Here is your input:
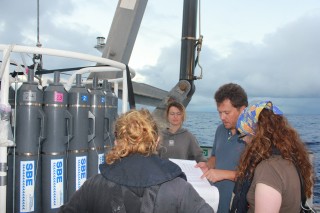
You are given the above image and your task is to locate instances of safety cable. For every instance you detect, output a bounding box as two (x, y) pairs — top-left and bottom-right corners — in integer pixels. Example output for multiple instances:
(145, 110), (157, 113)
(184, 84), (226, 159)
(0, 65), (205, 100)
(36, 0), (41, 48)
(33, 0), (43, 84)
(198, 0), (202, 38)
(194, 0), (203, 80)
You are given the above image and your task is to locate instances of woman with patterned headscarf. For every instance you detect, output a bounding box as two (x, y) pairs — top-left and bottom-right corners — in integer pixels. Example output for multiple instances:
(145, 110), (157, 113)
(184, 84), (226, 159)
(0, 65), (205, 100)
(231, 101), (314, 213)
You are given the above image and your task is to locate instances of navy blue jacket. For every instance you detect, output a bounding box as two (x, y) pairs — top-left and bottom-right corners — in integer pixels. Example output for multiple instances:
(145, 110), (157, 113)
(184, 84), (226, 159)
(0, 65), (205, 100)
(59, 154), (213, 213)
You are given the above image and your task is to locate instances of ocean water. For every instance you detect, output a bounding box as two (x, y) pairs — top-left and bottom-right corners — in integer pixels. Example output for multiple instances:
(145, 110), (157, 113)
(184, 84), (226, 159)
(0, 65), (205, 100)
(183, 111), (320, 205)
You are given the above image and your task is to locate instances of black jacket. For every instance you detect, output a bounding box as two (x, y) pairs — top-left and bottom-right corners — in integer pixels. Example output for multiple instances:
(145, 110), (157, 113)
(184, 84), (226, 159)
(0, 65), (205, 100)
(59, 154), (213, 213)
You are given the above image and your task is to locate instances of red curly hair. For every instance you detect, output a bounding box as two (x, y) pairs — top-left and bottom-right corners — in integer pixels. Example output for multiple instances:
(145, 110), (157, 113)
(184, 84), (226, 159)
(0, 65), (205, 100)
(236, 109), (314, 198)
(106, 109), (159, 164)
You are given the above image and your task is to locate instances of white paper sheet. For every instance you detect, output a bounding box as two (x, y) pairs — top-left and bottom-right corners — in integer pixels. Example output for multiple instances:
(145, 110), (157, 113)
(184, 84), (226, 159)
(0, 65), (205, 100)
(170, 158), (219, 212)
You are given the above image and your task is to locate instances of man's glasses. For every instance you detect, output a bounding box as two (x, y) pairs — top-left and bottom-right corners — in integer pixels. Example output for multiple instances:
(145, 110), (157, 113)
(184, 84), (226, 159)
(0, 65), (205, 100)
(238, 134), (246, 139)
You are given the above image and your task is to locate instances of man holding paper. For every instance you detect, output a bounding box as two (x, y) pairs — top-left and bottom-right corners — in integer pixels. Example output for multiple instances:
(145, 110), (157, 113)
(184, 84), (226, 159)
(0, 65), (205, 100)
(196, 83), (248, 213)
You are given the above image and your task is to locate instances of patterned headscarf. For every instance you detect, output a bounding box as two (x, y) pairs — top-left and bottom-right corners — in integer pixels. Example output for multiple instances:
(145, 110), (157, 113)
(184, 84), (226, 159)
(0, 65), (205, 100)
(236, 100), (283, 136)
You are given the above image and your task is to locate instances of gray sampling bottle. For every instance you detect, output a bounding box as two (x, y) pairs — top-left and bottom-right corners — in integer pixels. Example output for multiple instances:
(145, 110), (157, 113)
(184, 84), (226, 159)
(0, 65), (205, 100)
(7, 68), (45, 213)
(42, 71), (72, 212)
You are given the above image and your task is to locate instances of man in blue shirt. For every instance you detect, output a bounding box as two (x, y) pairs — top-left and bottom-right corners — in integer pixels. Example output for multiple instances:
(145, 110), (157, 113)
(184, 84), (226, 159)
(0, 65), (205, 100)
(196, 83), (248, 213)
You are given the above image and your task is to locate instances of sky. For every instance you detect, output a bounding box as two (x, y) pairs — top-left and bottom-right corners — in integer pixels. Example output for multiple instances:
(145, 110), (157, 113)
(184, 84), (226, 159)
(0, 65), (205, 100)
(1, 0), (320, 114)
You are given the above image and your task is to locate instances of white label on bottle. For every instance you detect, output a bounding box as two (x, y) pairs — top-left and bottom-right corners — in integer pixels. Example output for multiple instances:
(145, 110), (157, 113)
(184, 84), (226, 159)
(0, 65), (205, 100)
(20, 161), (35, 212)
(51, 159), (64, 208)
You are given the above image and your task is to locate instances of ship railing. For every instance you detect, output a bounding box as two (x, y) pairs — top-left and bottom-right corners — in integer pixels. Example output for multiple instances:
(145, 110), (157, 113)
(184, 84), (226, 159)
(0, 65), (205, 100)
(0, 44), (135, 114)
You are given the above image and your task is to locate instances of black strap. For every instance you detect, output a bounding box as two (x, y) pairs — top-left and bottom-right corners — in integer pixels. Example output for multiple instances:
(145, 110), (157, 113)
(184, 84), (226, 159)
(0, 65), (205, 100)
(296, 166), (309, 208)
(299, 173), (307, 205)
(126, 64), (136, 109)
(111, 184), (160, 213)
(295, 166), (315, 212)
(230, 174), (251, 213)
(140, 185), (161, 213)
(111, 184), (126, 213)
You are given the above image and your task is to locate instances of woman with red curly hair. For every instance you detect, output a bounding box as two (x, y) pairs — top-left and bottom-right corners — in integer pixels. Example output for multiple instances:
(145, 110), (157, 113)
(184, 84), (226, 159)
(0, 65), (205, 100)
(231, 101), (314, 213)
(60, 109), (214, 213)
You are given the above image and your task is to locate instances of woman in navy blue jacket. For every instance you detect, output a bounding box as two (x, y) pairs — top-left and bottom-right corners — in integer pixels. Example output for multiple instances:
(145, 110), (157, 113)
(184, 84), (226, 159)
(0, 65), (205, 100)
(59, 109), (214, 213)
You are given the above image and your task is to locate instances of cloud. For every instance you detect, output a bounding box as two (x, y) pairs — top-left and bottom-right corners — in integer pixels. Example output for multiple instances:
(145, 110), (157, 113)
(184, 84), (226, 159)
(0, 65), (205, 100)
(206, 12), (320, 99)
(1, 1), (320, 114)
(134, 12), (320, 113)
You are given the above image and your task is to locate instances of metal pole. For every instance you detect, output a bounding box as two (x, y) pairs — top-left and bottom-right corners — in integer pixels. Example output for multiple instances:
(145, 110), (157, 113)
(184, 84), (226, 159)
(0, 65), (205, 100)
(122, 69), (128, 113)
(179, 0), (198, 81)
(0, 47), (10, 213)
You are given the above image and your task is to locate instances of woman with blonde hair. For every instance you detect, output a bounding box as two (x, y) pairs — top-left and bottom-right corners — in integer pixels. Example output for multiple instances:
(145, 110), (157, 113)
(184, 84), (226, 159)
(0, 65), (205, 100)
(231, 101), (314, 213)
(59, 109), (213, 213)
(159, 101), (206, 162)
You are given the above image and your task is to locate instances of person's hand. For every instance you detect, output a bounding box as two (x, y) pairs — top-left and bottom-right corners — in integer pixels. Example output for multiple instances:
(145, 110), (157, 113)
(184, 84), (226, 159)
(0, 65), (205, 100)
(201, 169), (225, 183)
(195, 162), (209, 173)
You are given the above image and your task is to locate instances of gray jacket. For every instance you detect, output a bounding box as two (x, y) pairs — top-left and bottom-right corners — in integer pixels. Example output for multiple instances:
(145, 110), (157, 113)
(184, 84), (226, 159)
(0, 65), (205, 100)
(159, 127), (206, 162)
